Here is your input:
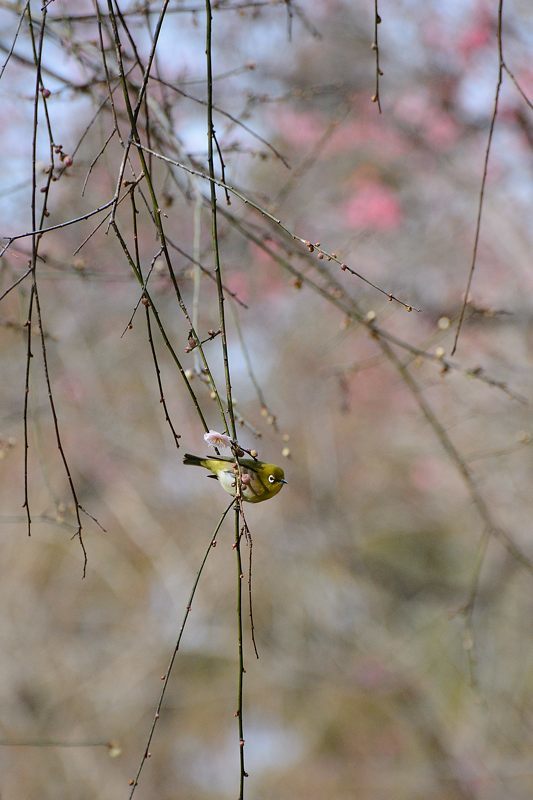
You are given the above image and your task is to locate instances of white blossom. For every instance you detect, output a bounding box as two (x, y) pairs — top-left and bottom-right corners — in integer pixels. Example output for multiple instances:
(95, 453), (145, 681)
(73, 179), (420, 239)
(204, 430), (232, 449)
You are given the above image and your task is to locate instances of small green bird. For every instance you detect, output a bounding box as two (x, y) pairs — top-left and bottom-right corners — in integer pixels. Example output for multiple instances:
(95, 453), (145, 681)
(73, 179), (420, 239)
(183, 453), (287, 503)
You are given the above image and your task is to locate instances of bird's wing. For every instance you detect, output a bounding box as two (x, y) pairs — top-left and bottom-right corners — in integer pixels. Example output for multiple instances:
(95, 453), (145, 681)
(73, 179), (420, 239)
(199, 454), (261, 472)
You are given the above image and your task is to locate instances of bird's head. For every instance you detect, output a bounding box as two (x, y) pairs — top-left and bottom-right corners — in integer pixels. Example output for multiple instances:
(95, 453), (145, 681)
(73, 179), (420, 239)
(259, 463), (287, 496)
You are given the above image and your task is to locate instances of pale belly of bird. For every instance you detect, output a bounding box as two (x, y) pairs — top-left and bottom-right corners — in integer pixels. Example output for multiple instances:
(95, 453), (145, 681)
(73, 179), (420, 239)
(217, 468), (267, 502)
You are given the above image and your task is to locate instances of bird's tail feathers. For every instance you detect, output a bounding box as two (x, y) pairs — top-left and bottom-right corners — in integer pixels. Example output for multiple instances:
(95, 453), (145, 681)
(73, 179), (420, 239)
(183, 453), (206, 467)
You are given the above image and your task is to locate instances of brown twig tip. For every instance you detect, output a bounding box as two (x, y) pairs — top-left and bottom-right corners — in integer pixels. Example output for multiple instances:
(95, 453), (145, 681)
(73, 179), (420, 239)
(338, 258), (420, 311)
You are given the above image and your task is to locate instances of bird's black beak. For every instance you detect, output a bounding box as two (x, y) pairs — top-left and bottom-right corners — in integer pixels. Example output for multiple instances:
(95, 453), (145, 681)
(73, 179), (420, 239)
(280, 479), (288, 484)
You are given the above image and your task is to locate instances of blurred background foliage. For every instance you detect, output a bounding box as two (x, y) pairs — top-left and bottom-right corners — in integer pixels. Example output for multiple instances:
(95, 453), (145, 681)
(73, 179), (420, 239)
(0, 1), (532, 798)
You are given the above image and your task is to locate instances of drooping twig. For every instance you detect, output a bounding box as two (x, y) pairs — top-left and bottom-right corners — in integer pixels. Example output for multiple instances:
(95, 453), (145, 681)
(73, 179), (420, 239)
(233, 503), (248, 795)
(105, 0), (174, 229)
(1, 195), (124, 259)
(204, 2), (238, 444)
(223, 205), (524, 404)
(81, 127), (117, 196)
(149, 75), (291, 168)
(127, 500), (234, 798)
(0, 0), (30, 83)
(105, 1), (230, 433)
(128, 193), (182, 451)
(145, 297), (182, 451)
(503, 62), (533, 110)
(164, 233), (249, 310)
(21, 284), (34, 537)
(241, 509), (259, 659)
(229, 300), (279, 431)
(451, 0), (504, 355)
(192, 190), (203, 374)
(132, 142), (420, 312)
(223, 205), (533, 577)
(26, 3), (91, 574)
(72, 176), (145, 257)
(205, 2), (247, 795)
(0, 266), (32, 304)
(121, 246), (163, 336)
(371, 1), (383, 112)
(111, 221), (211, 433)
(376, 334), (533, 575)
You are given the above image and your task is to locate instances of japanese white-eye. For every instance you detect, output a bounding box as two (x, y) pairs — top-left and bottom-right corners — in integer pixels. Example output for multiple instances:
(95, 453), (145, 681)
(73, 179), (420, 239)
(183, 453), (287, 503)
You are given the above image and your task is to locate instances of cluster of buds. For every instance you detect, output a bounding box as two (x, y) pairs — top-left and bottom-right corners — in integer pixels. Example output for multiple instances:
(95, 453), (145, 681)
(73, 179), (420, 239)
(53, 143), (73, 168)
(185, 328), (221, 353)
(304, 240), (340, 264)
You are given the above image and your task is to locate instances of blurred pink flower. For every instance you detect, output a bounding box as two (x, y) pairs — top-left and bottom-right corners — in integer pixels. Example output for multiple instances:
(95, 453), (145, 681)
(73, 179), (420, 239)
(343, 181), (402, 231)
(327, 115), (407, 158)
(225, 270), (250, 304)
(395, 90), (459, 149)
(423, 109), (459, 149)
(204, 430), (232, 449)
(274, 108), (326, 147)
(457, 15), (491, 61)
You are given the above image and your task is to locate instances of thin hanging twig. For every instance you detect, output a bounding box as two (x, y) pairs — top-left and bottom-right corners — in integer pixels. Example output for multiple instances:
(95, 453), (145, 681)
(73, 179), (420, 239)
(451, 0), (504, 355)
(127, 500), (234, 798)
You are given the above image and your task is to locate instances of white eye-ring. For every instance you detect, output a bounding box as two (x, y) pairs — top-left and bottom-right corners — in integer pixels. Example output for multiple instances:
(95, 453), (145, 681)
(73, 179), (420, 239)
(268, 474), (275, 484)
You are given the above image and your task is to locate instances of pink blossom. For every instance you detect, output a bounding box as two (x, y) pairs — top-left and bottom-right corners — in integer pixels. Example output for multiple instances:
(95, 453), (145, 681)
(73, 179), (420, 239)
(343, 181), (402, 231)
